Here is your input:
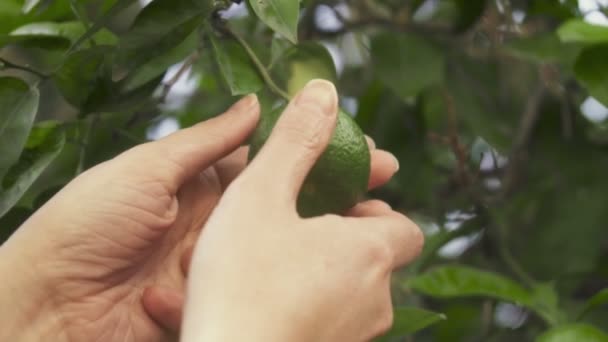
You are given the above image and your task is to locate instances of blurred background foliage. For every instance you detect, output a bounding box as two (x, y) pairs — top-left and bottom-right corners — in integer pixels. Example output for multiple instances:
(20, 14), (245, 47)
(1, 0), (608, 341)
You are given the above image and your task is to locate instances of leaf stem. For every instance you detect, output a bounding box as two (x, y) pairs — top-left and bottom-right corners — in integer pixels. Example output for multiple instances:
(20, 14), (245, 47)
(224, 26), (291, 101)
(76, 114), (99, 175)
(0, 57), (49, 79)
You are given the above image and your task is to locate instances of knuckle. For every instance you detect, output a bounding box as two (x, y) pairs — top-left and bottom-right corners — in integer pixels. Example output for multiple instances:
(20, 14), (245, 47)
(410, 226), (425, 258)
(365, 236), (394, 269)
(375, 307), (394, 335)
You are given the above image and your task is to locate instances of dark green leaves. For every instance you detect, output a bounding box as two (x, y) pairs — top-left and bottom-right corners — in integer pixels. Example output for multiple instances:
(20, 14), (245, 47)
(0, 77), (40, 180)
(209, 32), (263, 96)
(247, 0), (299, 44)
(0, 122), (65, 218)
(54, 45), (114, 109)
(536, 324), (608, 342)
(371, 32), (445, 101)
(117, 0), (207, 70)
(375, 307), (446, 341)
(578, 288), (608, 320)
(574, 44), (608, 106)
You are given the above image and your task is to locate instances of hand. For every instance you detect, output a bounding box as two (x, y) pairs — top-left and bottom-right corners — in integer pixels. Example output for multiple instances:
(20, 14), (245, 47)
(0, 87), (400, 340)
(181, 80), (423, 342)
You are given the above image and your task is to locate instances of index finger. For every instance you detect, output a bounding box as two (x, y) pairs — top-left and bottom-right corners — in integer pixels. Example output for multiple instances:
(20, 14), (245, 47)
(354, 212), (424, 268)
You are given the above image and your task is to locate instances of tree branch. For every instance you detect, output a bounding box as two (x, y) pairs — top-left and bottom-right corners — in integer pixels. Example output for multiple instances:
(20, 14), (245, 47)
(0, 57), (49, 79)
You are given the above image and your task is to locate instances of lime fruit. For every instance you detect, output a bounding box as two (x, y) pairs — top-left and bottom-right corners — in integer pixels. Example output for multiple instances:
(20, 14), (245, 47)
(249, 105), (370, 217)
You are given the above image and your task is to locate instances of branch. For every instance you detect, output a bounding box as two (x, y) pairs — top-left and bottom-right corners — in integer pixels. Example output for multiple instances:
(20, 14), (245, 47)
(0, 57), (49, 79)
(222, 25), (291, 101)
(502, 85), (545, 192)
(159, 52), (200, 102)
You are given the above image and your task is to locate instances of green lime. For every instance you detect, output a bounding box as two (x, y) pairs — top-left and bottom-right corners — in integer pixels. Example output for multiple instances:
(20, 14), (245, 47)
(249, 105), (370, 217)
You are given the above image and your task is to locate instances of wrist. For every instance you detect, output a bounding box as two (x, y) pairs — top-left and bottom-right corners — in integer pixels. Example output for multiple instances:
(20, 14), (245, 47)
(0, 235), (68, 341)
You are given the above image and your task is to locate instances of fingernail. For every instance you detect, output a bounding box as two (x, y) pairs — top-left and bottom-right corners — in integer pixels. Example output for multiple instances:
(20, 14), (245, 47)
(294, 79), (337, 116)
(392, 155), (400, 172)
(230, 94), (258, 112)
(365, 135), (376, 150)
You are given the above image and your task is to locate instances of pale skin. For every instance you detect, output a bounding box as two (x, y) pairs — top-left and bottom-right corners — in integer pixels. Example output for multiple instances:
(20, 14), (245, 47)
(0, 79), (423, 341)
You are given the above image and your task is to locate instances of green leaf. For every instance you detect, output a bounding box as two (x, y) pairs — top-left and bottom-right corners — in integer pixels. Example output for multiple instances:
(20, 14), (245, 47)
(270, 42), (337, 97)
(0, 21), (117, 49)
(10, 21), (117, 45)
(118, 0), (207, 70)
(536, 324), (608, 342)
(371, 32), (445, 101)
(557, 20), (608, 44)
(22, 0), (45, 14)
(247, 0), (299, 44)
(504, 33), (582, 66)
(408, 265), (534, 306)
(574, 44), (608, 106)
(54, 45), (114, 108)
(0, 207), (32, 243)
(0, 77), (40, 180)
(123, 29), (198, 91)
(0, 122), (65, 218)
(209, 32), (263, 96)
(578, 288), (608, 320)
(375, 307), (446, 341)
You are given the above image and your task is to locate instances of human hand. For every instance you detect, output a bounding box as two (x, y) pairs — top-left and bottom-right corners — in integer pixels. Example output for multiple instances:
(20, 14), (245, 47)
(181, 80), (424, 342)
(0, 85), (400, 341)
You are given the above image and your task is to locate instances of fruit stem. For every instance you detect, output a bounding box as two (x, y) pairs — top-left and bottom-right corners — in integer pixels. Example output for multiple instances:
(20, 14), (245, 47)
(224, 26), (291, 101)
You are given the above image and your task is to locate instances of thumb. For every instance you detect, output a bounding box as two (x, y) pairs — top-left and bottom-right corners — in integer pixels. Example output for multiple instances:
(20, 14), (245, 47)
(247, 79), (338, 205)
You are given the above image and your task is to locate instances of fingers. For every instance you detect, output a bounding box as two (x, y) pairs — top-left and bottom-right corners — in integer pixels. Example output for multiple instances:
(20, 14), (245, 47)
(368, 150), (399, 190)
(347, 200), (392, 217)
(355, 212), (424, 268)
(246, 80), (339, 204)
(181, 245), (194, 276)
(214, 146), (249, 190)
(132, 95), (260, 191)
(142, 286), (184, 332)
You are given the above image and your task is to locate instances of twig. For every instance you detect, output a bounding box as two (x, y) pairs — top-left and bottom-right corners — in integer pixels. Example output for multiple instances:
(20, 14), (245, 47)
(0, 57), (49, 79)
(159, 52), (200, 102)
(502, 86), (545, 192)
(223, 25), (291, 101)
(75, 114), (100, 175)
(442, 88), (471, 185)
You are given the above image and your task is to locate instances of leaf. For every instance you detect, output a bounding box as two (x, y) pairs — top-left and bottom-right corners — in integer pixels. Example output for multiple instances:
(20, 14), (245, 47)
(408, 265), (534, 306)
(578, 288), (608, 320)
(22, 0), (41, 14)
(536, 324), (608, 342)
(0, 122), (65, 218)
(209, 32), (263, 96)
(117, 0), (208, 70)
(0, 77), (40, 180)
(371, 32), (445, 101)
(0, 207), (32, 243)
(247, 0), (299, 44)
(270, 42), (337, 96)
(10, 21), (117, 45)
(54, 45), (114, 108)
(557, 20), (608, 44)
(574, 44), (608, 106)
(123, 29), (198, 91)
(375, 307), (446, 341)
(504, 33), (582, 66)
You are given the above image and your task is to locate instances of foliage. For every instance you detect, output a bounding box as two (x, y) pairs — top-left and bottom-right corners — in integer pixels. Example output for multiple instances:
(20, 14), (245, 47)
(1, 0), (608, 340)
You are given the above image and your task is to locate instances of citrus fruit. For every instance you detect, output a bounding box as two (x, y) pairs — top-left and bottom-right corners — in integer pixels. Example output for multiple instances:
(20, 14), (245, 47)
(249, 105), (370, 217)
